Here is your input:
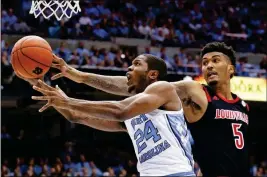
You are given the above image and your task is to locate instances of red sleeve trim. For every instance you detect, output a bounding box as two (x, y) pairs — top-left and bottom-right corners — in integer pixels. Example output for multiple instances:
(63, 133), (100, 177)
(246, 103), (250, 112)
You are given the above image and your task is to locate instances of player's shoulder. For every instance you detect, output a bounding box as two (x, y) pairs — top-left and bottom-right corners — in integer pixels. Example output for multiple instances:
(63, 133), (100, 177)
(171, 80), (202, 90)
(146, 81), (175, 93)
(239, 98), (250, 112)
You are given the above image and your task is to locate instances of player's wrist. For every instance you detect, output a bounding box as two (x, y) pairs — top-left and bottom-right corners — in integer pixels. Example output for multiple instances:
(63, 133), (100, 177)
(68, 68), (89, 84)
(62, 65), (82, 83)
(26, 80), (37, 86)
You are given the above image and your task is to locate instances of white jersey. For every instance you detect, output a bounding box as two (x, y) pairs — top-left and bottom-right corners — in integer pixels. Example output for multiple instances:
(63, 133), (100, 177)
(124, 109), (194, 176)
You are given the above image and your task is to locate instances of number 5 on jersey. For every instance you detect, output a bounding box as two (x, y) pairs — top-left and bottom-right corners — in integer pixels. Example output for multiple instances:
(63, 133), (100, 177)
(231, 123), (244, 149)
(134, 120), (162, 154)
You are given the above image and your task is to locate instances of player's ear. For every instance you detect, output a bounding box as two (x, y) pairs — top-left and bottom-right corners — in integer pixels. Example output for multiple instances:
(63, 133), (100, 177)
(229, 65), (235, 77)
(148, 70), (159, 80)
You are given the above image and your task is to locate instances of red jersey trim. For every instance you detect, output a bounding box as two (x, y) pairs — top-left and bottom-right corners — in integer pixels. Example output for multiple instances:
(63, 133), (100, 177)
(202, 86), (211, 102)
(246, 103), (250, 112)
(217, 93), (240, 104)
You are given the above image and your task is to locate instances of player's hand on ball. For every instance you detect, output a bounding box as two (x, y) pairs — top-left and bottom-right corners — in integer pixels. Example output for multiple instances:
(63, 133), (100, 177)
(32, 80), (69, 112)
(51, 54), (71, 80)
(51, 54), (83, 83)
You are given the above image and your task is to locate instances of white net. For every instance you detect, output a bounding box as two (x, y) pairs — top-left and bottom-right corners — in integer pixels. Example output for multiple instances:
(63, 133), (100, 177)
(29, 0), (81, 21)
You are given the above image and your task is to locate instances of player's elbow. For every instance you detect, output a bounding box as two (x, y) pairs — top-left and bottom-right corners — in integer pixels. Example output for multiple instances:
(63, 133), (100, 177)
(115, 106), (131, 122)
(103, 102), (129, 122)
(116, 102), (139, 121)
(116, 111), (129, 122)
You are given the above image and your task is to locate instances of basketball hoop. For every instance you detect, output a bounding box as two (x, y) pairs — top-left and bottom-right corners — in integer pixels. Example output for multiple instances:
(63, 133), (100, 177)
(29, 0), (81, 21)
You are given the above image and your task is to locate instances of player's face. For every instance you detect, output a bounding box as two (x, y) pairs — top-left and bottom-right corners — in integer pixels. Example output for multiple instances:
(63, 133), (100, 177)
(202, 52), (234, 86)
(126, 55), (150, 94)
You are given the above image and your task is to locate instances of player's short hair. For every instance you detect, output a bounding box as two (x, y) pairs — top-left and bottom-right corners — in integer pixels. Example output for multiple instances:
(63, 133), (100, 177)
(143, 54), (167, 80)
(200, 42), (236, 78)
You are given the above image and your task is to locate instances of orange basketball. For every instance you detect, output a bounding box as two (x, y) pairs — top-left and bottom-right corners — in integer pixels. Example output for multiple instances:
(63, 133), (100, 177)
(11, 35), (53, 79)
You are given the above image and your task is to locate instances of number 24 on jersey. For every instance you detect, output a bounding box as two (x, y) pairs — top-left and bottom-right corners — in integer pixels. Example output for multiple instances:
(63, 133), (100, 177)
(134, 120), (162, 154)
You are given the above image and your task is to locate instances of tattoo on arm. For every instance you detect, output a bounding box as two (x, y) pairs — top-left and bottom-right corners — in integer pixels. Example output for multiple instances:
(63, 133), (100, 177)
(83, 74), (130, 96)
(181, 96), (201, 111)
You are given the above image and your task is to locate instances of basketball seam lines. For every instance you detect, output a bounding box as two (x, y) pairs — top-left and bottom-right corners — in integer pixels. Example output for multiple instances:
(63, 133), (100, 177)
(20, 38), (51, 67)
(16, 37), (36, 77)
(12, 46), (52, 55)
(16, 50), (36, 77)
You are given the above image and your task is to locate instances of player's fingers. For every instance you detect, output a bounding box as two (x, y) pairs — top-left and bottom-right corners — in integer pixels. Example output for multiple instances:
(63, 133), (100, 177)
(51, 73), (63, 80)
(37, 79), (53, 90)
(31, 96), (51, 100)
(33, 85), (53, 95)
(51, 63), (61, 69)
(37, 80), (53, 89)
(52, 54), (64, 64)
(39, 102), (51, 112)
(56, 85), (68, 98)
(56, 85), (62, 91)
(52, 54), (60, 62)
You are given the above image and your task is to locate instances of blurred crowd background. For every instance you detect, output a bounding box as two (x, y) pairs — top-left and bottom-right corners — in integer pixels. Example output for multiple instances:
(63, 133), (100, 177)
(2, 0), (267, 77)
(1, 0), (267, 176)
(2, 0), (267, 52)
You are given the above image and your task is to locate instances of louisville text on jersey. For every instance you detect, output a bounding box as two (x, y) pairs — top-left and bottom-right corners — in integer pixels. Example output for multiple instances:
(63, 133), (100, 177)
(215, 109), (248, 124)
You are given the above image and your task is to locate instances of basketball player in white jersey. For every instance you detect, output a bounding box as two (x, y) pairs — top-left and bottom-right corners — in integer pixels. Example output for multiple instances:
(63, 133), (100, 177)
(28, 54), (195, 176)
(47, 42), (248, 177)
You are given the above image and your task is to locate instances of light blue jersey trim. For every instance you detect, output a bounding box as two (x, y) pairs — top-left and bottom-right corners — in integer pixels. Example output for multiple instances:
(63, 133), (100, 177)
(166, 171), (196, 176)
(166, 114), (194, 168)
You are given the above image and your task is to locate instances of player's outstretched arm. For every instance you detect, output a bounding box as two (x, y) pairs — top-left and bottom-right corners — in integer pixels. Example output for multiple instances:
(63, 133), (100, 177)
(67, 113), (127, 132)
(51, 55), (131, 96)
(11, 56), (75, 122)
(12, 64), (126, 133)
(50, 84), (127, 132)
(32, 81), (177, 122)
(33, 80), (126, 132)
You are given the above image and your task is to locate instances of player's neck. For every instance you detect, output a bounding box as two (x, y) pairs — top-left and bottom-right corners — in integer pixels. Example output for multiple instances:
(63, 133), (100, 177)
(213, 82), (233, 100)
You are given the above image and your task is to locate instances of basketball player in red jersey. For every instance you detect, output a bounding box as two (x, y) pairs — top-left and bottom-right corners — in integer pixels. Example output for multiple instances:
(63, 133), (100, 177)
(50, 42), (250, 176)
(15, 42), (249, 176)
